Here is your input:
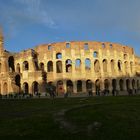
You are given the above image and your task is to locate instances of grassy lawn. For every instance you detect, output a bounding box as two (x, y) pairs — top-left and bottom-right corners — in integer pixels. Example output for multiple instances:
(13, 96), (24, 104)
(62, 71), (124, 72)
(0, 96), (140, 140)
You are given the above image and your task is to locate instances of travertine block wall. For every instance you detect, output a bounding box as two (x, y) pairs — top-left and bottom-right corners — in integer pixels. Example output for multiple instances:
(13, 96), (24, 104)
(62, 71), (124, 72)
(0, 39), (140, 95)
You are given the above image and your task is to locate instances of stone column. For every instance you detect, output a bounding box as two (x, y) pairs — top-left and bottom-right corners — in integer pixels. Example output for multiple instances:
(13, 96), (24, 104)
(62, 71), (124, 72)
(82, 80), (86, 93)
(28, 57), (34, 72)
(62, 50), (66, 76)
(73, 81), (77, 93)
(1, 56), (8, 73)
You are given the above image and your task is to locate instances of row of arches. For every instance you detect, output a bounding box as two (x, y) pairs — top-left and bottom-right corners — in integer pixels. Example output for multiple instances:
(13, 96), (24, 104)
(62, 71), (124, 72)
(1, 56), (133, 74)
(0, 79), (139, 95)
(39, 59), (133, 73)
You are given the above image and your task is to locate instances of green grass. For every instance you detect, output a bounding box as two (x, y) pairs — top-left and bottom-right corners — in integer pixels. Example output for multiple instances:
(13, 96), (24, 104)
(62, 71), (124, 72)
(0, 96), (140, 140)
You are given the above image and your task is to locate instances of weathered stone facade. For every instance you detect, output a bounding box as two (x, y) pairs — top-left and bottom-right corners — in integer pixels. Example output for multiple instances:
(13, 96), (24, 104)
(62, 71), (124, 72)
(0, 30), (140, 95)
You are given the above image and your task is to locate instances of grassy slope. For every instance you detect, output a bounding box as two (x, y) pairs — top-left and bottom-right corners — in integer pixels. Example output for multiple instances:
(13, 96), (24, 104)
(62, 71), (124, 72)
(0, 96), (140, 140)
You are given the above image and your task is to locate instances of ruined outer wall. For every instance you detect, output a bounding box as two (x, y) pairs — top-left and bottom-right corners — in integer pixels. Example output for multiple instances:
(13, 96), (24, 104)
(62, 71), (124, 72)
(0, 41), (140, 95)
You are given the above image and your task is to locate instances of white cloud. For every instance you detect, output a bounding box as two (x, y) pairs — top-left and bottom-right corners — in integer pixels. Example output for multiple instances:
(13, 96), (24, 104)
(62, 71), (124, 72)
(0, 0), (56, 37)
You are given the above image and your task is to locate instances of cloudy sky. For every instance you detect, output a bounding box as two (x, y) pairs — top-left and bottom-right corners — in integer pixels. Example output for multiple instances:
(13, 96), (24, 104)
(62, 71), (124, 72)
(0, 0), (140, 55)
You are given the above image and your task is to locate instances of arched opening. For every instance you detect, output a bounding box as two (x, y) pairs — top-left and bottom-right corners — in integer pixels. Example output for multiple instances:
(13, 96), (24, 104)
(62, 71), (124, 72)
(23, 82), (29, 94)
(47, 61), (53, 72)
(77, 80), (82, 92)
(126, 79), (130, 90)
(56, 61), (62, 73)
(104, 79), (109, 90)
(84, 43), (89, 50)
(56, 53), (62, 59)
(132, 79), (135, 89)
(16, 63), (20, 73)
(94, 60), (100, 73)
(40, 62), (44, 71)
(95, 79), (100, 93)
(103, 59), (107, 72)
(111, 60), (115, 72)
(66, 43), (70, 48)
(112, 79), (117, 90)
(23, 61), (29, 71)
(15, 74), (21, 93)
(118, 60), (122, 71)
(119, 79), (124, 91)
(66, 59), (72, 73)
(3, 83), (8, 95)
(86, 80), (92, 92)
(85, 58), (91, 70)
(32, 81), (39, 94)
(110, 44), (113, 48)
(57, 80), (64, 95)
(93, 51), (98, 58)
(48, 45), (52, 50)
(75, 59), (81, 70)
(124, 54), (128, 59)
(102, 43), (105, 48)
(66, 80), (73, 94)
(8, 56), (15, 72)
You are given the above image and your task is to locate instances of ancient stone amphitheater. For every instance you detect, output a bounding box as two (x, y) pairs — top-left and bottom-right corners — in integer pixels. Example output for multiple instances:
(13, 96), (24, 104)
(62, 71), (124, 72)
(0, 30), (140, 96)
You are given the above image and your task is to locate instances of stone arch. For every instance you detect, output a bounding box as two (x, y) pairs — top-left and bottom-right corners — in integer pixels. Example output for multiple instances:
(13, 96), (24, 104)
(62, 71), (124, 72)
(39, 62), (44, 71)
(57, 80), (64, 95)
(118, 60), (122, 71)
(84, 43), (89, 50)
(95, 79), (100, 91)
(15, 74), (21, 93)
(94, 60), (100, 73)
(77, 80), (82, 92)
(126, 79), (130, 90)
(66, 43), (70, 48)
(104, 79), (109, 90)
(66, 80), (73, 93)
(16, 63), (20, 73)
(47, 61), (53, 72)
(23, 82), (29, 94)
(3, 82), (8, 95)
(112, 79), (117, 90)
(8, 56), (15, 72)
(75, 59), (81, 69)
(86, 80), (92, 92)
(119, 79), (124, 91)
(56, 53), (62, 59)
(23, 61), (29, 71)
(93, 51), (98, 58)
(124, 54), (128, 59)
(56, 61), (62, 73)
(103, 59), (107, 72)
(102, 43), (105, 48)
(32, 81), (39, 94)
(48, 45), (52, 50)
(85, 58), (91, 70)
(132, 79), (135, 89)
(111, 59), (115, 72)
(66, 59), (72, 73)
(110, 44), (113, 48)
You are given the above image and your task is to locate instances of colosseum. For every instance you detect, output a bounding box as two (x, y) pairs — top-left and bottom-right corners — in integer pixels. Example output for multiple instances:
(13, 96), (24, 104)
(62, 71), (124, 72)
(0, 29), (140, 96)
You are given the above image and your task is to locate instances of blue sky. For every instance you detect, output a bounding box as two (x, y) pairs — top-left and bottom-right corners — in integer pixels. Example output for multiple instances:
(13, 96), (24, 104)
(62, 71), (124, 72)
(0, 0), (140, 56)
